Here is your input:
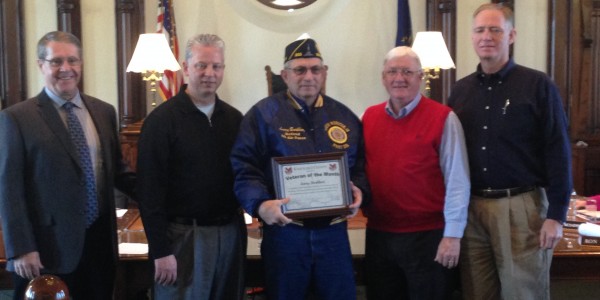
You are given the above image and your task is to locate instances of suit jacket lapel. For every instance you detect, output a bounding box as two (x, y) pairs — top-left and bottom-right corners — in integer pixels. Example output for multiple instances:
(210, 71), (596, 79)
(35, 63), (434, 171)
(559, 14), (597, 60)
(35, 91), (82, 170)
(81, 95), (109, 162)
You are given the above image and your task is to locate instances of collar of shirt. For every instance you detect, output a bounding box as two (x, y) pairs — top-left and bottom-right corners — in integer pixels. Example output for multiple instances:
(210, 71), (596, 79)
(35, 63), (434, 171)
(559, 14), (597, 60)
(476, 58), (516, 83)
(286, 91), (324, 112)
(385, 93), (422, 120)
(45, 86), (83, 109)
(195, 102), (216, 119)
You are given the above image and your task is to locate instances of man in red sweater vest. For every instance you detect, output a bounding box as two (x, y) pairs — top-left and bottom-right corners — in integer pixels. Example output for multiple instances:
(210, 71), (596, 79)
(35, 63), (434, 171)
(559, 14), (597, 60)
(362, 46), (470, 300)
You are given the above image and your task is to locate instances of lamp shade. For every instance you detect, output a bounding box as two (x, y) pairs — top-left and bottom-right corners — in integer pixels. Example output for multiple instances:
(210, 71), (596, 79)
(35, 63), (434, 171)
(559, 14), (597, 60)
(126, 33), (181, 73)
(411, 31), (455, 70)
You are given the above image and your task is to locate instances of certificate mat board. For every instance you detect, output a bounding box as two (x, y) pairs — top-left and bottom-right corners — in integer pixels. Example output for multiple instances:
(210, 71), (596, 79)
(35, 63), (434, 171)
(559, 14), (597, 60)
(271, 152), (352, 219)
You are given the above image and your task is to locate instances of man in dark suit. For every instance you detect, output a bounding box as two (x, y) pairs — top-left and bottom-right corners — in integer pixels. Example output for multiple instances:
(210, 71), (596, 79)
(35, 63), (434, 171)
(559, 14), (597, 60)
(0, 31), (134, 300)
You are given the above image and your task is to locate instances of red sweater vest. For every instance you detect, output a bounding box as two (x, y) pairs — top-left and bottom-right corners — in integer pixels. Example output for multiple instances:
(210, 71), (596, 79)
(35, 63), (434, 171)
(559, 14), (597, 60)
(363, 97), (451, 233)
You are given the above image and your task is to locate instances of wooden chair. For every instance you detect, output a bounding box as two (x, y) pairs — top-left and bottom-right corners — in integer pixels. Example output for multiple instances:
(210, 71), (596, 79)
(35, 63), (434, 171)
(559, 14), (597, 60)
(265, 65), (288, 96)
(265, 65), (327, 96)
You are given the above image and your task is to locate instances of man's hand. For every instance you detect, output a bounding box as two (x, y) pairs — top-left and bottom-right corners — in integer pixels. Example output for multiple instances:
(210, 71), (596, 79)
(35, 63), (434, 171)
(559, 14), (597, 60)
(258, 198), (292, 226)
(154, 255), (177, 286)
(540, 219), (563, 249)
(434, 237), (460, 269)
(347, 182), (363, 218)
(14, 251), (44, 280)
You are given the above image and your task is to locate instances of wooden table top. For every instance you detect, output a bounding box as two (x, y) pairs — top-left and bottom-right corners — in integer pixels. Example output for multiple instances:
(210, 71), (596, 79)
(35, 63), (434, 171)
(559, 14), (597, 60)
(2, 209), (599, 263)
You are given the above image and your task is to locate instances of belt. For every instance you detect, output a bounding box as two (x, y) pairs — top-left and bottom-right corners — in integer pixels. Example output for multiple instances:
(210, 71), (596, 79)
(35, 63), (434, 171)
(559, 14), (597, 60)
(169, 215), (234, 226)
(472, 186), (536, 199)
(289, 216), (347, 228)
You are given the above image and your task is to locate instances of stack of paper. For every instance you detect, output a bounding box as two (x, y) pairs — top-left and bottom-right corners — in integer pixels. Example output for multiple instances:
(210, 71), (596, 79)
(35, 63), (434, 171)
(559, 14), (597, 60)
(118, 243), (148, 255)
(576, 210), (600, 223)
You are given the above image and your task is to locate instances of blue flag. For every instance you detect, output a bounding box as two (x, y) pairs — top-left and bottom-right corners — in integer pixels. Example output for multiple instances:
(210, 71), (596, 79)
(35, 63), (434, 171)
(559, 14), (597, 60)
(396, 0), (412, 46)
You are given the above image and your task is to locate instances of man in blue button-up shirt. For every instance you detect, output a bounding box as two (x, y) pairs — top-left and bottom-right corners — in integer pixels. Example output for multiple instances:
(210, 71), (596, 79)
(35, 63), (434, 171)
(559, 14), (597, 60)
(448, 3), (572, 300)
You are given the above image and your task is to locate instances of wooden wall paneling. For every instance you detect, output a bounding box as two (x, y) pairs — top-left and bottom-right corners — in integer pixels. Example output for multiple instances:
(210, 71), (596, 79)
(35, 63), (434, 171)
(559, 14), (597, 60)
(584, 1), (600, 195)
(550, 0), (600, 196)
(115, 0), (146, 127)
(0, 0), (26, 108)
(548, 0), (571, 112)
(425, 0), (456, 104)
(56, 0), (81, 39)
(56, 0), (83, 92)
(578, 0), (595, 139)
(569, 0), (592, 141)
(591, 4), (600, 135)
(115, 0), (145, 172)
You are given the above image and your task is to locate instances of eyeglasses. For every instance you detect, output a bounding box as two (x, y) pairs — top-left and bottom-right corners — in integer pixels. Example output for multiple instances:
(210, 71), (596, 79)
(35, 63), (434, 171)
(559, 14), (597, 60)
(384, 68), (421, 78)
(286, 66), (324, 76)
(193, 63), (225, 72)
(42, 57), (82, 68)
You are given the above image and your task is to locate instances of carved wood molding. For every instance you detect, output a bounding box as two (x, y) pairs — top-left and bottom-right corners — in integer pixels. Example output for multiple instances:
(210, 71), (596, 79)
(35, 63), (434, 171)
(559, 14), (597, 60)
(57, 0), (81, 38)
(548, 0), (571, 113)
(0, 0), (26, 108)
(56, 0), (83, 92)
(552, 0), (600, 141)
(590, 1), (600, 135)
(115, 0), (146, 126)
(549, 0), (600, 196)
(51, 0), (146, 126)
(425, 0), (456, 104)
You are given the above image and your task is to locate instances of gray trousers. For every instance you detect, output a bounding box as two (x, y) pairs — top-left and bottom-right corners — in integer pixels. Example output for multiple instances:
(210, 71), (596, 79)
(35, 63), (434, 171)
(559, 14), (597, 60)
(154, 214), (246, 300)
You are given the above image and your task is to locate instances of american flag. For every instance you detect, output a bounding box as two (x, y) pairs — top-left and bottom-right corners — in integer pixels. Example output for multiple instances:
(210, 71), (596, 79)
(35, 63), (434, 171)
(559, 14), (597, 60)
(156, 0), (182, 100)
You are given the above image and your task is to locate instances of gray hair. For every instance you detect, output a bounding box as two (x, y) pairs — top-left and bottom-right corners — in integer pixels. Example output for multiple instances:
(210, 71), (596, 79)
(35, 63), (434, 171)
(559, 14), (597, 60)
(185, 34), (225, 62)
(37, 31), (82, 59)
(383, 46), (422, 69)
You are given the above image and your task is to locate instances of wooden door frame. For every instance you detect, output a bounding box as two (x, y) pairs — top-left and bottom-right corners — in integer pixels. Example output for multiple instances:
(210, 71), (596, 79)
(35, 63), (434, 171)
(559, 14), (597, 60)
(0, 0), (26, 108)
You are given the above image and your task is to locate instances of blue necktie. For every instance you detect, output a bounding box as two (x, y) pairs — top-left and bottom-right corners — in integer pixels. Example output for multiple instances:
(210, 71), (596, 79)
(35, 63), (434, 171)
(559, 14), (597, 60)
(64, 102), (98, 227)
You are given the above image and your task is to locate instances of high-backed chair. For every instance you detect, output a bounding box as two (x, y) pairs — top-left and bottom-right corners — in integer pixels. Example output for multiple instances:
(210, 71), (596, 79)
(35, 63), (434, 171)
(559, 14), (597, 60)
(265, 65), (287, 96)
(265, 65), (327, 96)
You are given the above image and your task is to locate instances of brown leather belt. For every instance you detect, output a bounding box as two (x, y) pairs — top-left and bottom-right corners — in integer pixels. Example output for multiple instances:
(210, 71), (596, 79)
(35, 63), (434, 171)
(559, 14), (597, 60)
(471, 186), (536, 199)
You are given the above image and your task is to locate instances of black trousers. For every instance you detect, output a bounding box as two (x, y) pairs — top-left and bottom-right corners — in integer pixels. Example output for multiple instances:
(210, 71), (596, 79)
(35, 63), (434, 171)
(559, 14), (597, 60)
(365, 228), (459, 300)
(12, 215), (116, 300)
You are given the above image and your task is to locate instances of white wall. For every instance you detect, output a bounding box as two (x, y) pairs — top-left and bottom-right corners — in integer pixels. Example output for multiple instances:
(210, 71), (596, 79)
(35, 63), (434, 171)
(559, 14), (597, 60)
(24, 0), (57, 98)
(23, 0), (548, 117)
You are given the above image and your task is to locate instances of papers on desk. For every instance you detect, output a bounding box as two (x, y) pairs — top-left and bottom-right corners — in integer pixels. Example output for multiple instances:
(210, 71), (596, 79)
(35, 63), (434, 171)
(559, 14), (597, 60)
(576, 210), (600, 223)
(119, 243), (148, 255)
(116, 209), (128, 218)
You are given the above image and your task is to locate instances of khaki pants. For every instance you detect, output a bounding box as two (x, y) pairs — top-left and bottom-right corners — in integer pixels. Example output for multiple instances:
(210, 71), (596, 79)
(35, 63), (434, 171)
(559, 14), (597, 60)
(460, 188), (552, 300)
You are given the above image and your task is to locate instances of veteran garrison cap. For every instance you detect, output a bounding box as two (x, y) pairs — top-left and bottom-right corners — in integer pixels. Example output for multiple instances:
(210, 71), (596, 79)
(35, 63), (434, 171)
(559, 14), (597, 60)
(284, 33), (322, 63)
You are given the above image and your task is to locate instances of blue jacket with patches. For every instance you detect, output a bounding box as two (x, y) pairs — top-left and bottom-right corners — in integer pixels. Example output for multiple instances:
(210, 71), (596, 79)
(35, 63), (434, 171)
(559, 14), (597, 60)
(231, 91), (369, 217)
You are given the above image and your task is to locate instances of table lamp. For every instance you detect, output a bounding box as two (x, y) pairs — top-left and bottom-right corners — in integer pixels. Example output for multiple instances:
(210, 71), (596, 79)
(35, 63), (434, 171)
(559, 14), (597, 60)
(411, 31), (455, 97)
(126, 33), (181, 106)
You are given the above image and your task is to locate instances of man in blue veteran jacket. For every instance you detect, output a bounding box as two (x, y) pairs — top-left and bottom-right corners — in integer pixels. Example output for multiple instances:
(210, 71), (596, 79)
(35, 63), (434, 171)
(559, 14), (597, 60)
(231, 34), (370, 300)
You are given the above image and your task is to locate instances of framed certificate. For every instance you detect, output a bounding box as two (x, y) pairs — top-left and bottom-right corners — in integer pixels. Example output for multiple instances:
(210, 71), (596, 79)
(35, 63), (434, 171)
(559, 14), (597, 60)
(271, 152), (353, 219)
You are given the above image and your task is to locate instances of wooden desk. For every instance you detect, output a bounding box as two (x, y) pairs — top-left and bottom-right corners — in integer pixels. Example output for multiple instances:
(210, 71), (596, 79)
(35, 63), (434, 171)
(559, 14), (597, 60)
(551, 222), (600, 280)
(115, 210), (368, 298)
(2, 210), (600, 299)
